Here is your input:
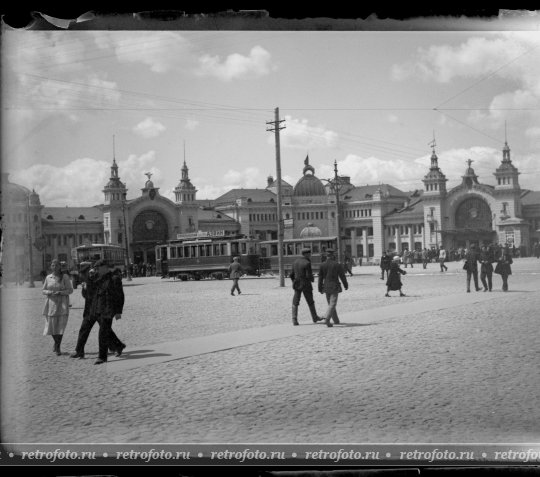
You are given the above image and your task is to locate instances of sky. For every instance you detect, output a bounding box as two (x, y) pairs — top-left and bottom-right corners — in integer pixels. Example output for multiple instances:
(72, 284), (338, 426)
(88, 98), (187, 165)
(2, 16), (540, 207)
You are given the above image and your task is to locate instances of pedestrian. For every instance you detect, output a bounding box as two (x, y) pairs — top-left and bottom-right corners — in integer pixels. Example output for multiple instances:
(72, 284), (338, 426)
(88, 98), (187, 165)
(228, 256), (243, 296)
(380, 251), (392, 280)
(421, 248), (429, 269)
(318, 248), (348, 327)
(42, 258), (73, 355)
(70, 262), (126, 360)
(438, 246), (448, 272)
(463, 244), (481, 293)
(290, 248), (324, 326)
(74, 259), (125, 365)
(534, 241), (540, 259)
(385, 256), (407, 297)
(494, 244), (513, 292)
(479, 245), (494, 292)
(344, 254), (354, 277)
(403, 249), (411, 268)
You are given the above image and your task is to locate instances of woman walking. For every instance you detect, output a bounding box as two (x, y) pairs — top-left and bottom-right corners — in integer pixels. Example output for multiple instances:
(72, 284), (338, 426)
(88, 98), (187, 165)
(42, 259), (73, 355)
(385, 256), (407, 297)
(494, 244), (513, 292)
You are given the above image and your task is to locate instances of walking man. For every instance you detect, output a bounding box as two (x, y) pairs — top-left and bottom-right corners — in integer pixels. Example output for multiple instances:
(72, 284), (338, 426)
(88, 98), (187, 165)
(318, 248), (348, 327)
(438, 246), (448, 272)
(228, 256), (243, 296)
(290, 248), (323, 326)
(70, 261), (126, 360)
(421, 248), (429, 269)
(380, 251), (392, 280)
(464, 244), (481, 293)
(74, 259), (125, 365)
(479, 245), (494, 292)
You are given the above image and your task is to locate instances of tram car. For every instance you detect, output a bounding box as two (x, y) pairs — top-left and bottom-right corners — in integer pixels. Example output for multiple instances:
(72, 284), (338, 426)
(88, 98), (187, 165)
(71, 244), (127, 285)
(155, 234), (261, 280)
(258, 236), (338, 276)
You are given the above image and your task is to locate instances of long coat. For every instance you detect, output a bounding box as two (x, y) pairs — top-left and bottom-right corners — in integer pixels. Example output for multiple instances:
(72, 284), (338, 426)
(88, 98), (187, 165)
(464, 249), (480, 273)
(494, 248), (513, 276)
(386, 261), (406, 290)
(318, 258), (348, 294)
(290, 256), (314, 291)
(83, 271), (124, 320)
(228, 261), (243, 279)
(380, 254), (392, 271)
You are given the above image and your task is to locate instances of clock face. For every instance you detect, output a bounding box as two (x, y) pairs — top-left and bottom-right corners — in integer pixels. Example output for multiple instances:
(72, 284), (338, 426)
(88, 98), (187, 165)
(145, 220), (154, 230)
(469, 207), (478, 218)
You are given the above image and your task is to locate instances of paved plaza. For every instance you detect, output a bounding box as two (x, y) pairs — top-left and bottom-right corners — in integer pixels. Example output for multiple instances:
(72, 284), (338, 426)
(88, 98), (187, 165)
(1, 258), (540, 444)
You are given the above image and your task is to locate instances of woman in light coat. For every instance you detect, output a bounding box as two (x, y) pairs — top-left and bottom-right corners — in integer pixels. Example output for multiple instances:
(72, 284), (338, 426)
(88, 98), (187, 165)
(42, 259), (73, 355)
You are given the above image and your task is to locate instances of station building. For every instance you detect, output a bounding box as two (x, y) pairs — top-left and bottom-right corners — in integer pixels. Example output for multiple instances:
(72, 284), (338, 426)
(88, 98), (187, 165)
(2, 139), (539, 281)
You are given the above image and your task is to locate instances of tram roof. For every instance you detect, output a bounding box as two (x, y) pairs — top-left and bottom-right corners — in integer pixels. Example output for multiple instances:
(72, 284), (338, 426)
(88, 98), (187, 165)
(260, 236), (337, 244)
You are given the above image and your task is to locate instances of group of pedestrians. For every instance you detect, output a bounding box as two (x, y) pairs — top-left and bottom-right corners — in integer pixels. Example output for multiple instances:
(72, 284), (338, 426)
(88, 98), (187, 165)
(463, 243), (513, 293)
(42, 258), (126, 364)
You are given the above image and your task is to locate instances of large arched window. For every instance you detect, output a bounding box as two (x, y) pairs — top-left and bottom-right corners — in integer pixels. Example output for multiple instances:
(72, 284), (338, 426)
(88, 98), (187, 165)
(132, 210), (168, 242)
(455, 197), (492, 230)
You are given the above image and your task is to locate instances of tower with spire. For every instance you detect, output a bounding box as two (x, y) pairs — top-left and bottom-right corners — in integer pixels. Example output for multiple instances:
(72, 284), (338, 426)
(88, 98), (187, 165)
(493, 132), (522, 222)
(173, 145), (199, 234)
(422, 137), (448, 248)
(102, 136), (127, 246)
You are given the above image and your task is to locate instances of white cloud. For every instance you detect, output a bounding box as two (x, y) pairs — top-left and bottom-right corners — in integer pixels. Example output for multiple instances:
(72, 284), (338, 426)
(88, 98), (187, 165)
(94, 31), (193, 73)
(186, 119), (200, 131)
(133, 117), (166, 138)
(10, 151), (161, 206)
(525, 126), (540, 138)
(278, 116), (339, 149)
(197, 46), (274, 81)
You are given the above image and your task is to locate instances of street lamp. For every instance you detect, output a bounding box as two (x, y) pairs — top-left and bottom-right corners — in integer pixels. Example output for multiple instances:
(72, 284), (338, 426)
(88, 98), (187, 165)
(26, 194), (35, 288)
(121, 191), (132, 281)
(427, 215), (440, 248)
(321, 160), (343, 263)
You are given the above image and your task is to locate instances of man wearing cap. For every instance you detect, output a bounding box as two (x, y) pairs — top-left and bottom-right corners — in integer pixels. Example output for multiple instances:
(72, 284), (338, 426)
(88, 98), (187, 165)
(318, 248), (348, 327)
(228, 256), (243, 296)
(71, 259), (125, 364)
(289, 248), (323, 326)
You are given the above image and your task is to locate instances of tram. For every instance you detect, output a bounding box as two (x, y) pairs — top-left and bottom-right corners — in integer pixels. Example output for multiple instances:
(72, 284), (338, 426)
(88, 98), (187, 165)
(155, 233), (261, 280)
(71, 243), (127, 285)
(258, 236), (338, 276)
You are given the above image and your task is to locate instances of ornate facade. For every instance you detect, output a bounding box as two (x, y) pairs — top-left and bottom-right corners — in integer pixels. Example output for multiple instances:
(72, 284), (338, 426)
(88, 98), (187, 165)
(2, 138), (539, 282)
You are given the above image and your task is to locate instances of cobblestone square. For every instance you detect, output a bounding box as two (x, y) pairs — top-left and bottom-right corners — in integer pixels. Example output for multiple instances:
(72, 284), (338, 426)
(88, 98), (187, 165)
(1, 258), (539, 444)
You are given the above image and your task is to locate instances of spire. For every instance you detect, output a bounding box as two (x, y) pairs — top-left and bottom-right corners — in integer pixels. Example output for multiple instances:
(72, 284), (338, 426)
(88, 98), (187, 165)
(428, 131), (439, 170)
(302, 154), (315, 175)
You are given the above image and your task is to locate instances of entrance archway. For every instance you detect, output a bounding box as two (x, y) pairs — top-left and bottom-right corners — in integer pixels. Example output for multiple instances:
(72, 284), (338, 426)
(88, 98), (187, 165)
(131, 210), (168, 265)
(451, 197), (495, 248)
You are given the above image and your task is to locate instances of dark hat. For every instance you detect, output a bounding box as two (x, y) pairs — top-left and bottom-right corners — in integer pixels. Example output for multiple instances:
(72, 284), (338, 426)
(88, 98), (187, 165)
(326, 248), (335, 254)
(301, 247), (312, 254)
(79, 261), (92, 271)
(93, 259), (109, 268)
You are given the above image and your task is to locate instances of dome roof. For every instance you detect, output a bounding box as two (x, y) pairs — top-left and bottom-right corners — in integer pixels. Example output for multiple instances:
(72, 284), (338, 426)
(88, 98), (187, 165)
(300, 223), (322, 238)
(293, 173), (326, 196)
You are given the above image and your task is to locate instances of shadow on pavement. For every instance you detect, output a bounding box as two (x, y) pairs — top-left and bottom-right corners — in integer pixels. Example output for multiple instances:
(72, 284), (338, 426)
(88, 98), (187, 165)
(113, 349), (172, 360)
(334, 322), (378, 328)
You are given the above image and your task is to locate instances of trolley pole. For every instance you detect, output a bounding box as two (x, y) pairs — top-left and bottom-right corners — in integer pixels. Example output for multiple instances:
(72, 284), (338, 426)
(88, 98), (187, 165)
(122, 191), (132, 282)
(266, 107), (286, 287)
(334, 160), (342, 264)
(26, 194), (35, 287)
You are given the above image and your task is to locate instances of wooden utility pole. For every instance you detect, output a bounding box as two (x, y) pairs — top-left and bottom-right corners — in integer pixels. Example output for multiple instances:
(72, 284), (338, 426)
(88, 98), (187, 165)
(334, 160), (342, 264)
(266, 108), (286, 287)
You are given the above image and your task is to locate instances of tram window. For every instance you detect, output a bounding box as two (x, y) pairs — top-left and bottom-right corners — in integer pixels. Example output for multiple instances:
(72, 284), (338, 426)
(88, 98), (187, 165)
(170, 247), (177, 258)
(231, 242), (239, 255)
(221, 244), (227, 255)
(241, 242), (247, 254)
(295, 243), (303, 255)
(156, 248), (161, 260)
(191, 245), (197, 257)
(271, 244), (278, 256)
(261, 247), (267, 257)
(312, 242), (320, 254)
(206, 244), (212, 256)
(214, 244), (221, 256)
(199, 245), (206, 257)
(184, 247), (190, 258)
(177, 247), (183, 258)
(286, 244), (293, 255)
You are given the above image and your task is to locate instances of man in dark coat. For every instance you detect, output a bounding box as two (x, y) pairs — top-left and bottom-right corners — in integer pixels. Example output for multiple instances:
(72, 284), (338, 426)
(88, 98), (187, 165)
(464, 244), (481, 293)
(380, 251), (392, 280)
(479, 245), (494, 292)
(73, 259), (125, 365)
(385, 256), (407, 297)
(290, 248), (323, 326)
(318, 248), (348, 327)
(228, 256), (243, 296)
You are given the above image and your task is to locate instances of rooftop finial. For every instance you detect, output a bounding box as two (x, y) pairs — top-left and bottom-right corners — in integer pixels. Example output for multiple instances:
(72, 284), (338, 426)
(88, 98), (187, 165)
(428, 130), (436, 153)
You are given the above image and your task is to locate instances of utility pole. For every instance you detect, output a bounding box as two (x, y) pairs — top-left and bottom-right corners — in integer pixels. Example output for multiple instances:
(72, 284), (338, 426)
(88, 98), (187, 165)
(334, 160), (342, 264)
(26, 195), (35, 287)
(122, 190), (132, 282)
(266, 107), (286, 287)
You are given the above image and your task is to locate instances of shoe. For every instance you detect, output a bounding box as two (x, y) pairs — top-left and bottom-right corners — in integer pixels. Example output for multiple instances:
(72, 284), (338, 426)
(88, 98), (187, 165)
(292, 319), (299, 326)
(467, 290), (470, 293)
(238, 291), (241, 295)
(70, 352), (85, 359)
(115, 343), (126, 357)
(312, 316), (323, 323)
(400, 293), (406, 297)
(385, 293), (390, 297)
(333, 318), (340, 324)
(94, 358), (106, 365)
(325, 319), (333, 328)
(476, 288), (482, 292)
(230, 292), (234, 296)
